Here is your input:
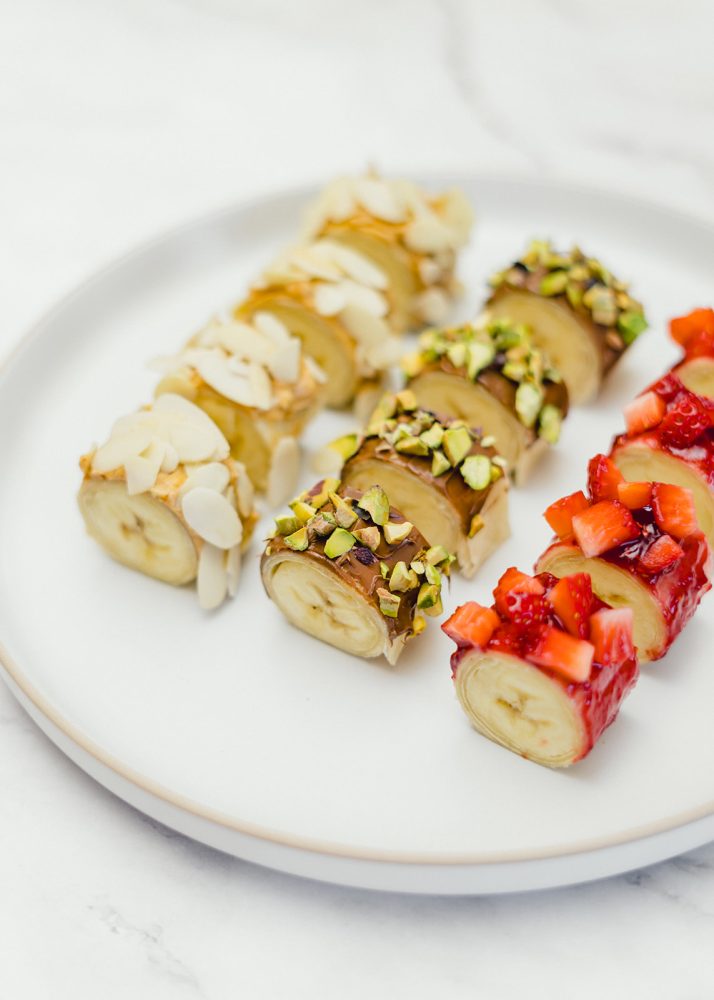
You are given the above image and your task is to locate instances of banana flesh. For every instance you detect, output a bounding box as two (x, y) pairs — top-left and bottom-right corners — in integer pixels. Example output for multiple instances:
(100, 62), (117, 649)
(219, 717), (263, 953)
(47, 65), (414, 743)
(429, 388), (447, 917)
(455, 649), (586, 768)
(676, 357), (714, 400)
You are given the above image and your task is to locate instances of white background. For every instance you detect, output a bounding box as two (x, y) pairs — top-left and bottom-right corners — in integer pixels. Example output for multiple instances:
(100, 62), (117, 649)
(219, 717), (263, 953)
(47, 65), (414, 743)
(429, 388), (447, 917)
(2, 1), (714, 996)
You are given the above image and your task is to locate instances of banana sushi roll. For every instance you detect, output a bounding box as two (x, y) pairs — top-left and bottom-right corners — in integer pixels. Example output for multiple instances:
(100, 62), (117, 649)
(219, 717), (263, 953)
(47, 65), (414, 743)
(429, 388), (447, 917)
(78, 394), (258, 610)
(442, 569), (639, 768)
(611, 373), (714, 545)
(317, 390), (510, 578)
(486, 240), (648, 403)
(535, 454), (712, 662)
(154, 313), (325, 504)
(301, 172), (474, 332)
(261, 481), (453, 664)
(235, 241), (401, 410)
(669, 307), (714, 399)
(403, 318), (568, 484)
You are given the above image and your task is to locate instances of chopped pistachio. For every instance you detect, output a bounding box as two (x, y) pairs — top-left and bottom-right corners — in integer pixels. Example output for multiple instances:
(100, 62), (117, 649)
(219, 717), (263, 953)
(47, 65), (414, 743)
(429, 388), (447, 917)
(371, 393), (397, 422)
(275, 513), (301, 536)
(327, 434), (359, 461)
(565, 282), (584, 309)
(538, 404), (563, 444)
(310, 477), (341, 509)
(417, 583), (442, 616)
(412, 614), (426, 636)
(425, 563), (441, 587)
(515, 381), (544, 429)
(446, 342), (468, 369)
(354, 526), (380, 551)
(442, 426), (473, 467)
(310, 513), (337, 537)
(419, 423), (444, 450)
(539, 270), (568, 296)
(328, 491), (358, 529)
(394, 434), (430, 456)
(290, 500), (317, 524)
(480, 434), (496, 448)
(384, 520), (413, 545)
(502, 360), (527, 382)
(460, 454), (492, 491)
(395, 389), (417, 412)
(401, 351), (425, 378)
(425, 544), (450, 566)
(324, 527), (356, 559)
(617, 310), (648, 344)
(389, 561), (419, 593)
(377, 588), (401, 618)
(469, 514), (485, 538)
(410, 559), (425, 575)
(379, 561), (390, 579)
(467, 341), (495, 379)
(284, 526), (309, 551)
(490, 463), (503, 482)
(359, 485), (390, 525)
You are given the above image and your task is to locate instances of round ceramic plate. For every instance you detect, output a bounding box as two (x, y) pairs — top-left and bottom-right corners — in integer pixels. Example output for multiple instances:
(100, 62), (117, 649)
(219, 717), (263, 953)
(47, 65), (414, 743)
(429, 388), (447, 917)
(1, 174), (713, 895)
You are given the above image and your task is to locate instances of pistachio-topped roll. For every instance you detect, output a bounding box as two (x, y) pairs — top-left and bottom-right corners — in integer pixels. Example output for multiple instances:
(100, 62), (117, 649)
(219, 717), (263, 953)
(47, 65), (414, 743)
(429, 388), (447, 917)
(301, 173), (474, 332)
(403, 318), (569, 484)
(235, 241), (401, 409)
(318, 390), (510, 578)
(78, 394), (258, 609)
(486, 240), (648, 403)
(261, 481), (452, 664)
(154, 313), (325, 505)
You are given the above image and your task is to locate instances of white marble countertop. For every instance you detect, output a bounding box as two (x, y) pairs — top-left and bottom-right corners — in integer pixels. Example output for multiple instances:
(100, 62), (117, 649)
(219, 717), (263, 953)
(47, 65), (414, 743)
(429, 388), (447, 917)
(2, 1), (714, 996)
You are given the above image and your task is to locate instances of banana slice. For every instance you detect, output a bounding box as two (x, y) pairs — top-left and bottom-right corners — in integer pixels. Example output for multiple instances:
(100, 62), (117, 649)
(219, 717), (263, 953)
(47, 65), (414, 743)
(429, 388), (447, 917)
(486, 240), (647, 403)
(78, 395), (257, 608)
(404, 319), (568, 484)
(261, 481), (453, 663)
(301, 175), (474, 332)
(337, 392), (510, 577)
(676, 356), (714, 399)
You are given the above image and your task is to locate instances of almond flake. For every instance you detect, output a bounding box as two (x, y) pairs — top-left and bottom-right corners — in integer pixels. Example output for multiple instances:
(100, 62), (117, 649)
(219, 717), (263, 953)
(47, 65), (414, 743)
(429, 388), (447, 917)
(313, 283), (347, 316)
(267, 337), (300, 383)
(161, 443), (179, 473)
(290, 245), (343, 281)
(91, 425), (155, 474)
(315, 241), (388, 289)
(194, 351), (257, 408)
(338, 280), (388, 318)
(418, 258), (443, 285)
(180, 461), (231, 496)
(267, 436), (300, 507)
(197, 542), (228, 610)
(234, 464), (255, 518)
(253, 311), (291, 346)
(124, 440), (165, 495)
(304, 357), (327, 384)
(354, 178), (406, 223)
(415, 287), (451, 324)
(225, 544), (242, 597)
(339, 303), (390, 346)
(248, 363), (274, 410)
(182, 486), (243, 549)
(404, 212), (454, 254)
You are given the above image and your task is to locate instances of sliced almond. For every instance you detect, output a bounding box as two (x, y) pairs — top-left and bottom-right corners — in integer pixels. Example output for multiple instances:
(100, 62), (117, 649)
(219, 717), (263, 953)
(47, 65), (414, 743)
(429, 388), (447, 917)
(266, 337), (300, 383)
(182, 486), (243, 549)
(441, 188), (474, 244)
(225, 544), (242, 597)
(160, 443), (179, 473)
(234, 463), (255, 518)
(253, 311), (291, 346)
(313, 283), (347, 316)
(124, 440), (165, 495)
(354, 178), (407, 223)
(314, 240), (388, 289)
(91, 425), (155, 474)
(418, 258), (443, 285)
(338, 280), (388, 318)
(267, 436), (300, 508)
(248, 363), (274, 410)
(290, 245), (343, 281)
(339, 303), (390, 346)
(197, 542), (228, 610)
(304, 356), (327, 384)
(415, 287), (451, 324)
(180, 461), (231, 496)
(194, 351), (256, 408)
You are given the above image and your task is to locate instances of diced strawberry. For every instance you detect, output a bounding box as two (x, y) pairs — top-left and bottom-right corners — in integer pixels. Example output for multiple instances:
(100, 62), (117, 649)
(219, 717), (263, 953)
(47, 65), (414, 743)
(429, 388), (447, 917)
(572, 500), (640, 557)
(589, 607), (635, 666)
(442, 602), (499, 648)
(493, 568), (545, 616)
(623, 391), (666, 436)
(543, 490), (589, 539)
(503, 591), (550, 627)
(649, 372), (685, 402)
(528, 625), (594, 683)
(638, 534), (685, 574)
(670, 307), (714, 347)
(587, 454), (625, 502)
(651, 483), (699, 540)
(617, 480), (652, 510)
(658, 390), (712, 449)
(547, 573), (594, 638)
(683, 329), (714, 359)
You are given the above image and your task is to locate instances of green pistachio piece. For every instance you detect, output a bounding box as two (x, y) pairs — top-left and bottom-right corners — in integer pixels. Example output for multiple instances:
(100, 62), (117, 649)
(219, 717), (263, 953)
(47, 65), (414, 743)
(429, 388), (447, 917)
(467, 341), (495, 379)
(389, 561), (419, 593)
(379, 561), (390, 579)
(523, 239), (551, 267)
(417, 583), (442, 617)
(587, 258), (612, 285)
(583, 285), (617, 326)
(446, 342), (468, 369)
(469, 514), (485, 538)
(490, 463), (503, 482)
(502, 360), (527, 382)
(425, 544), (450, 566)
(394, 435), (430, 456)
(539, 270), (568, 296)
(424, 563), (441, 587)
(274, 514), (301, 536)
(538, 404), (563, 444)
(412, 614), (426, 636)
(515, 381), (544, 429)
(359, 485), (390, 526)
(460, 454), (493, 491)
(401, 351), (425, 378)
(568, 263), (589, 282)
(290, 500), (317, 524)
(384, 520), (413, 545)
(310, 477), (342, 509)
(480, 434), (496, 448)
(442, 426), (473, 467)
(410, 559), (425, 575)
(394, 389), (417, 413)
(565, 282), (584, 309)
(310, 513), (337, 537)
(493, 323), (526, 350)
(369, 394), (397, 425)
(354, 526), (380, 551)
(328, 433), (360, 460)
(617, 310), (648, 344)
(324, 527), (356, 559)
(377, 587), (401, 618)
(328, 491), (358, 529)
(284, 526), (309, 551)
(419, 423), (444, 450)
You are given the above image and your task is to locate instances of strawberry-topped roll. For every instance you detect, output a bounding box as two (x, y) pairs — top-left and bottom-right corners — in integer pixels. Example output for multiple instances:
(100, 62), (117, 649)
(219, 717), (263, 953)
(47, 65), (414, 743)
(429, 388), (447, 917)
(443, 569), (639, 768)
(610, 373), (714, 545)
(669, 307), (714, 400)
(536, 455), (712, 662)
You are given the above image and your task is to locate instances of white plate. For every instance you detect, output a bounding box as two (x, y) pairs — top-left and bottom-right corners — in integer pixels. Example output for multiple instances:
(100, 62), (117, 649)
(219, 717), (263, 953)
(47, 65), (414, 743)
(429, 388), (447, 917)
(1, 174), (713, 896)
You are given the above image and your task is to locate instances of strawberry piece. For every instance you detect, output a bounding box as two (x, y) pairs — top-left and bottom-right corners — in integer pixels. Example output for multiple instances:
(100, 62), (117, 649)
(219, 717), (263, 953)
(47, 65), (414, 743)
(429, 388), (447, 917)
(617, 480), (652, 510)
(623, 391), (666, 436)
(572, 500), (640, 557)
(503, 591), (550, 627)
(548, 573), (594, 638)
(638, 534), (685, 574)
(649, 372), (685, 402)
(589, 607), (635, 665)
(587, 454), (625, 502)
(528, 625), (594, 683)
(658, 391), (712, 449)
(651, 482), (699, 539)
(442, 602), (499, 648)
(683, 329), (714, 359)
(544, 490), (589, 539)
(493, 567), (545, 616)
(670, 307), (714, 347)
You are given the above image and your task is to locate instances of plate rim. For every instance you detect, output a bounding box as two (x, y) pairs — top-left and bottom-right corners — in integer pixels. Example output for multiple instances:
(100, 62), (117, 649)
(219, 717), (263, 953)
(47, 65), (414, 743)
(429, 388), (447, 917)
(2, 170), (714, 874)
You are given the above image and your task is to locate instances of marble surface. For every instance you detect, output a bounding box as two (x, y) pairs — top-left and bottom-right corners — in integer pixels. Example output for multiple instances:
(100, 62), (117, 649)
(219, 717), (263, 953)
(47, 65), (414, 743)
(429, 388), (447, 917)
(2, 0), (714, 995)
